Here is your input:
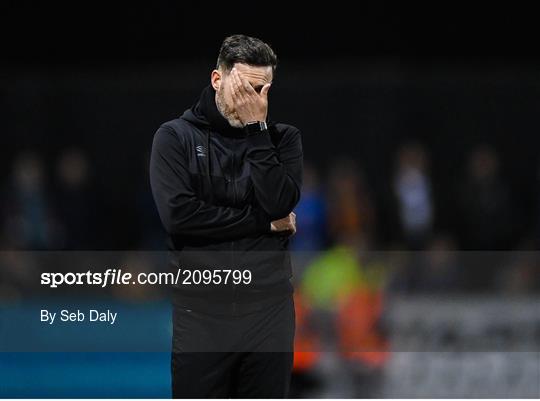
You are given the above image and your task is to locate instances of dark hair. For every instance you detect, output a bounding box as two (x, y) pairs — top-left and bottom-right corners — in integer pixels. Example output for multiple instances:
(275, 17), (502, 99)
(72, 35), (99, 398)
(216, 34), (277, 74)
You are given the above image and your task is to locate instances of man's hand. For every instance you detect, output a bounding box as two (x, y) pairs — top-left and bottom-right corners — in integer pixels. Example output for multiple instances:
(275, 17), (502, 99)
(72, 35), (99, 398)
(230, 67), (271, 126)
(270, 212), (296, 235)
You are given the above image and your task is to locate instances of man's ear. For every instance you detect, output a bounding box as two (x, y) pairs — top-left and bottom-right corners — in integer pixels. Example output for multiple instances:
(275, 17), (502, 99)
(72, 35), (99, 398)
(211, 69), (221, 91)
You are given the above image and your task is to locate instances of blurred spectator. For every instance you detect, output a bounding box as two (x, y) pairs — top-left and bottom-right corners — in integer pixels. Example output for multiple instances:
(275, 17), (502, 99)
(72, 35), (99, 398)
(289, 290), (323, 398)
(0, 251), (40, 299)
(392, 142), (433, 249)
(300, 238), (364, 313)
(299, 235), (391, 397)
(417, 235), (461, 292)
(458, 145), (515, 250)
(336, 285), (389, 398)
(326, 158), (375, 247)
(389, 234), (462, 293)
(290, 161), (328, 252)
(1, 151), (60, 249)
(496, 238), (540, 293)
(53, 148), (97, 249)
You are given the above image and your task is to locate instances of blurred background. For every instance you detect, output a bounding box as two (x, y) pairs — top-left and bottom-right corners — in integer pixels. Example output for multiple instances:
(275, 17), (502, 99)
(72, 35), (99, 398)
(1, 2), (539, 398)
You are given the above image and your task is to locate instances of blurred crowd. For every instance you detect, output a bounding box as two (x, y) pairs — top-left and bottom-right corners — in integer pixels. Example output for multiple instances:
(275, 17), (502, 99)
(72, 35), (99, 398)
(1, 143), (539, 288)
(1, 143), (539, 397)
(291, 142), (540, 293)
(2, 144), (538, 243)
(286, 143), (539, 397)
(0, 148), (163, 251)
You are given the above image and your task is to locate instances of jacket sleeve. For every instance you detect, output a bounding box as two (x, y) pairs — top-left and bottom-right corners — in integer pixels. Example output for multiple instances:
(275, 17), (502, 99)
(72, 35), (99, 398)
(149, 125), (271, 239)
(245, 126), (303, 220)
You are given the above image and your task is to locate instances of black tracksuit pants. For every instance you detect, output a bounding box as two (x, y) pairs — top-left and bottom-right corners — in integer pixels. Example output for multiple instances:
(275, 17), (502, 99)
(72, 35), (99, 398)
(171, 295), (295, 398)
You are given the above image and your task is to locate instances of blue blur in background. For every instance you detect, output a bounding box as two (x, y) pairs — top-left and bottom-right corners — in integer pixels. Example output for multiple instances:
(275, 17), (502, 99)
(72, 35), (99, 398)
(0, 301), (172, 398)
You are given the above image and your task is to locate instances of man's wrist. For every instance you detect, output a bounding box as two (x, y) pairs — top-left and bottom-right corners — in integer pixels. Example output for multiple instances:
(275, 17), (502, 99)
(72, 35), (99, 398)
(244, 120), (268, 135)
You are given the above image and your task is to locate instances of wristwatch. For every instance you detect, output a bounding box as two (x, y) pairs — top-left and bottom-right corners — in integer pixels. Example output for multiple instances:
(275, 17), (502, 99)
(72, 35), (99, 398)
(244, 121), (268, 135)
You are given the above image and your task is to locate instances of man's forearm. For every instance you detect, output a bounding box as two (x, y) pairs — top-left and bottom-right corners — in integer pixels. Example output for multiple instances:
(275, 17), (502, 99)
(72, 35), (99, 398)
(150, 126), (271, 240)
(155, 196), (270, 239)
(245, 130), (303, 220)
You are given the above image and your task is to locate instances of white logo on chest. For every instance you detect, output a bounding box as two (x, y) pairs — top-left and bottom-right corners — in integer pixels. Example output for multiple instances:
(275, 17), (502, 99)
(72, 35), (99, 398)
(196, 145), (206, 157)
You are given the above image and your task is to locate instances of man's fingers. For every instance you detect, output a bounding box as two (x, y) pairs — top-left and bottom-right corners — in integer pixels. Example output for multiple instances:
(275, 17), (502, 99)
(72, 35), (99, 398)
(232, 69), (247, 97)
(232, 70), (244, 100)
(261, 83), (271, 99)
(233, 68), (260, 99)
(229, 70), (239, 100)
(290, 212), (296, 225)
(289, 221), (297, 236)
(239, 74), (253, 93)
(241, 77), (258, 99)
(231, 69), (244, 102)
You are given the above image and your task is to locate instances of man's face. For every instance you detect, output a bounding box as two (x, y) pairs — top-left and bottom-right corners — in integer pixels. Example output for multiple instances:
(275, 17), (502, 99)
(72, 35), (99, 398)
(212, 63), (273, 128)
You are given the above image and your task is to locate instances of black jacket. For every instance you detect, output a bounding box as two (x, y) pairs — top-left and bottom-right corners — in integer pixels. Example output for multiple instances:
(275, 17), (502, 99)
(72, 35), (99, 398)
(149, 85), (303, 314)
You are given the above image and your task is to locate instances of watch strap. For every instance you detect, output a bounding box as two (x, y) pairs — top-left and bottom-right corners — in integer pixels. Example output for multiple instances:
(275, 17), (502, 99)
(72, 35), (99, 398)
(244, 121), (268, 135)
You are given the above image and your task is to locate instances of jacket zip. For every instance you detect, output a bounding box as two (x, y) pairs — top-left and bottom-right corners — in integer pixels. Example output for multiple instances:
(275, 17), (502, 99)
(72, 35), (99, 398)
(231, 151), (237, 315)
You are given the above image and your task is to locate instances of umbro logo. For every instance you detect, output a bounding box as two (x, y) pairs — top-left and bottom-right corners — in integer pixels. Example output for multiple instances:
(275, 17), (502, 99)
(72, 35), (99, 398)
(196, 145), (206, 157)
